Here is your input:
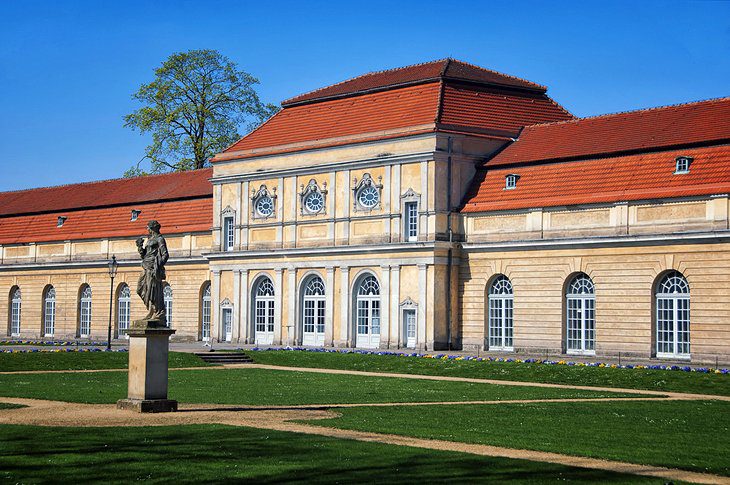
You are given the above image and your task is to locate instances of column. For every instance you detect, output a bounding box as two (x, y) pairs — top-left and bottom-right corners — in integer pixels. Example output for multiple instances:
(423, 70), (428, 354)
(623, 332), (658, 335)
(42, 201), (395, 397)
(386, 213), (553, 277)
(390, 265), (401, 348)
(211, 270), (221, 342)
(382, 165), (391, 240)
(417, 264), (427, 350)
(343, 170), (351, 245)
(391, 165), (401, 243)
(325, 266), (335, 346)
(241, 269), (250, 343)
(379, 265), (391, 348)
(420, 161), (428, 240)
(274, 268), (283, 345)
(232, 270), (241, 342)
(287, 267), (297, 345)
(339, 266), (350, 346)
(242, 181), (250, 250)
(213, 185), (222, 250)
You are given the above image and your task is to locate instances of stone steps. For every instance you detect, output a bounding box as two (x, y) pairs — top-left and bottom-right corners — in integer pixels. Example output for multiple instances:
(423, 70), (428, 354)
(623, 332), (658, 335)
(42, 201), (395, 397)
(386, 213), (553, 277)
(194, 351), (254, 364)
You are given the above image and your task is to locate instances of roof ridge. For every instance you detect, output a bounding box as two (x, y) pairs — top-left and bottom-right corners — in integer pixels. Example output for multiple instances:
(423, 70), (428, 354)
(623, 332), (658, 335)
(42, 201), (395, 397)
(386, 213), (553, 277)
(281, 58), (450, 105)
(444, 58), (546, 91)
(0, 167), (212, 196)
(522, 95), (730, 130)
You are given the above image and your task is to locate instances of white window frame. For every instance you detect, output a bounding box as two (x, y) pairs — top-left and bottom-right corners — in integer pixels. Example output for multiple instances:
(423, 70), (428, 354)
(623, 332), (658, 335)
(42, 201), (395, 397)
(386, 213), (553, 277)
(118, 284), (130, 337)
(10, 288), (21, 337)
(299, 179), (328, 216)
(221, 298), (233, 342)
(301, 275), (326, 346)
(655, 271), (690, 359)
(674, 156), (692, 174)
(164, 284), (173, 328)
(488, 275), (514, 351)
(505, 174), (519, 190)
(354, 274), (381, 349)
(400, 188), (421, 243)
(79, 285), (92, 338)
(201, 284), (211, 341)
(352, 173), (383, 212)
(399, 297), (418, 349)
(253, 276), (275, 345)
(223, 216), (235, 251)
(43, 287), (56, 337)
(565, 274), (596, 355)
(250, 185), (277, 220)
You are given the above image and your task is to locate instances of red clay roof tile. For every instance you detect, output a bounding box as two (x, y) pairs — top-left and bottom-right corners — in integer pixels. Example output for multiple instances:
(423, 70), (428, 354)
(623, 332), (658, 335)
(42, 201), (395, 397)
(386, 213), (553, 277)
(0, 198), (212, 245)
(461, 144), (730, 213)
(282, 59), (546, 106)
(488, 97), (730, 167)
(0, 168), (213, 217)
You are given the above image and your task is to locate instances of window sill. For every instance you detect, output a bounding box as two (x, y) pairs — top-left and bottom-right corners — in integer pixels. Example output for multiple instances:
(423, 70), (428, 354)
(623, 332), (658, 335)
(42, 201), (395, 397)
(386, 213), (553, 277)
(656, 353), (691, 360)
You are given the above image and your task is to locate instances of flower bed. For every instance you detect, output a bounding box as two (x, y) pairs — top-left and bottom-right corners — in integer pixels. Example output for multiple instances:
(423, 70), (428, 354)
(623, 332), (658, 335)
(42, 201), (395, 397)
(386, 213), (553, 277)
(246, 346), (729, 374)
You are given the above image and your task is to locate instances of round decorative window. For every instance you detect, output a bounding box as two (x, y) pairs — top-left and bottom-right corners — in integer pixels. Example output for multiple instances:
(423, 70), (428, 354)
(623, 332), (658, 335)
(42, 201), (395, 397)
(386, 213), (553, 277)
(304, 192), (324, 214)
(256, 196), (274, 217)
(357, 186), (379, 208)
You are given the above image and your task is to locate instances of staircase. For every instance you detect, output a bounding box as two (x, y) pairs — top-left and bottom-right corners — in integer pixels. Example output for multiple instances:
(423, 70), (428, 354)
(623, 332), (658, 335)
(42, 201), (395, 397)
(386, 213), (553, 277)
(194, 351), (253, 364)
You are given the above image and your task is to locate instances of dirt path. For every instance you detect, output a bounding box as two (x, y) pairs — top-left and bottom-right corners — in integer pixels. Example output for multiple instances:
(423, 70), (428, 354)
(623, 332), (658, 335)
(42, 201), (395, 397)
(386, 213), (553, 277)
(0, 396), (726, 484)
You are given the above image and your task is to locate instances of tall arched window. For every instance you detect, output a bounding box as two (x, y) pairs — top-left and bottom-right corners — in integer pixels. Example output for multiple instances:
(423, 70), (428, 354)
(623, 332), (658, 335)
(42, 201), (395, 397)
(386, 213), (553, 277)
(355, 274), (380, 349)
(253, 276), (275, 345)
(302, 275), (325, 347)
(565, 273), (595, 354)
(655, 271), (690, 358)
(79, 285), (92, 338)
(43, 286), (56, 337)
(488, 275), (513, 351)
(201, 283), (211, 341)
(9, 287), (21, 337)
(164, 284), (173, 328)
(118, 284), (130, 337)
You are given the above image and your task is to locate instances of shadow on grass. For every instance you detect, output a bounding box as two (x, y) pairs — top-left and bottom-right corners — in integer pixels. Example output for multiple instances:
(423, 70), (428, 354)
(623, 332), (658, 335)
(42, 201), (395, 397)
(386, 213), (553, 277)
(0, 424), (662, 483)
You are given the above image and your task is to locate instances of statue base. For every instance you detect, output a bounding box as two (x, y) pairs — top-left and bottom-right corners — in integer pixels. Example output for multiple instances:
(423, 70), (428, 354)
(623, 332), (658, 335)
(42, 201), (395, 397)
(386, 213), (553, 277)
(117, 398), (178, 413)
(120, 323), (176, 413)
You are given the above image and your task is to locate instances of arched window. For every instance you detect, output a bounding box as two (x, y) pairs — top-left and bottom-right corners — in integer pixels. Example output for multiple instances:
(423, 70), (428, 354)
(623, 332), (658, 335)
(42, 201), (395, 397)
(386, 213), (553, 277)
(201, 283), (211, 341)
(655, 271), (690, 358)
(9, 287), (21, 336)
(79, 285), (92, 338)
(118, 284), (131, 337)
(355, 274), (380, 348)
(253, 276), (275, 345)
(488, 275), (513, 350)
(43, 286), (56, 337)
(301, 275), (325, 346)
(164, 284), (173, 328)
(565, 273), (595, 354)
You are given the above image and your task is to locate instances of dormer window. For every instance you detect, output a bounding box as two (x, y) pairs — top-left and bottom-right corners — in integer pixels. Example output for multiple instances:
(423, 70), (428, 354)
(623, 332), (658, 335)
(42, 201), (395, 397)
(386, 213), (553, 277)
(675, 156), (692, 174)
(505, 174), (519, 190)
(131, 209), (141, 222)
(57, 216), (67, 227)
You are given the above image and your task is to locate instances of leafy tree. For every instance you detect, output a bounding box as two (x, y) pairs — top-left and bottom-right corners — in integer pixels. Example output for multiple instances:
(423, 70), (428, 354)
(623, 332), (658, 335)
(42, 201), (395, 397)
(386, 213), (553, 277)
(124, 49), (278, 175)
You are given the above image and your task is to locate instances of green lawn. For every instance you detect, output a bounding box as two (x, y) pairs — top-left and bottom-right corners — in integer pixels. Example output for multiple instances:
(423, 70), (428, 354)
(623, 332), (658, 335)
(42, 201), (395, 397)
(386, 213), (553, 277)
(0, 403), (23, 410)
(0, 351), (208, 372)
(0, 424), (671, 484)
(250, 350), (730, 395)
(0, 367), (641, 405)
(303, 400), (730, 476)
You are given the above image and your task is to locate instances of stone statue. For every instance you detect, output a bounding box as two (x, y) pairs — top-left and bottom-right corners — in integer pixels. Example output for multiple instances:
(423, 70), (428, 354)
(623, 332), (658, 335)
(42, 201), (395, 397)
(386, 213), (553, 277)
(135, 220), (169, 327)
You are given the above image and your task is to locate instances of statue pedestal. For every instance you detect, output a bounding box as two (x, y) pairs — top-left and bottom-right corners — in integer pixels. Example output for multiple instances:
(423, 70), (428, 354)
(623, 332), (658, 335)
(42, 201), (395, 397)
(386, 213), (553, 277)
(116, 323), (177, 413)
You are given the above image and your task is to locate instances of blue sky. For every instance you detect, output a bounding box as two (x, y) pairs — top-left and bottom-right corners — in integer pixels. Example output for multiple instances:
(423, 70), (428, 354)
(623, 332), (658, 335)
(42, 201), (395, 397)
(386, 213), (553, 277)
(0, 0), (728, 192)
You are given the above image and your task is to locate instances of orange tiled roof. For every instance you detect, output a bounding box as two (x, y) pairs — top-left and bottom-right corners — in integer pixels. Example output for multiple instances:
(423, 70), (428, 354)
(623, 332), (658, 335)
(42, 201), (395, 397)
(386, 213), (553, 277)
(0, 198), (213, 245)
(488, 97), (730, 167)
(461, 144), (730, 213)
(282, 59), (546, 106)
(214, 60), (573, 162)
(0, 168), (213, 217)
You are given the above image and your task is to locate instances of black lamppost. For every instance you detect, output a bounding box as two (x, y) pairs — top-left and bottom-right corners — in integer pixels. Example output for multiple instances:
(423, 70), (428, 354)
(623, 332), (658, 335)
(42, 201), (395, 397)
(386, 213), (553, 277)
(106, 255), (118, 351)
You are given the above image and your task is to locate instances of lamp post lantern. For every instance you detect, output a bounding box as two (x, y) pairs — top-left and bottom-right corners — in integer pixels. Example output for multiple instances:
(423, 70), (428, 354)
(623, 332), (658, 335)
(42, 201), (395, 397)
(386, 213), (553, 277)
(107, 255), (119, 351)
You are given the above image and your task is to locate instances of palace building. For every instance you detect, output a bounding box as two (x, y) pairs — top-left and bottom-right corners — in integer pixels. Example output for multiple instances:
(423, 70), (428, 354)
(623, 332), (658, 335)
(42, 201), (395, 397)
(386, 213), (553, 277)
(2, 59), (729, 363)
